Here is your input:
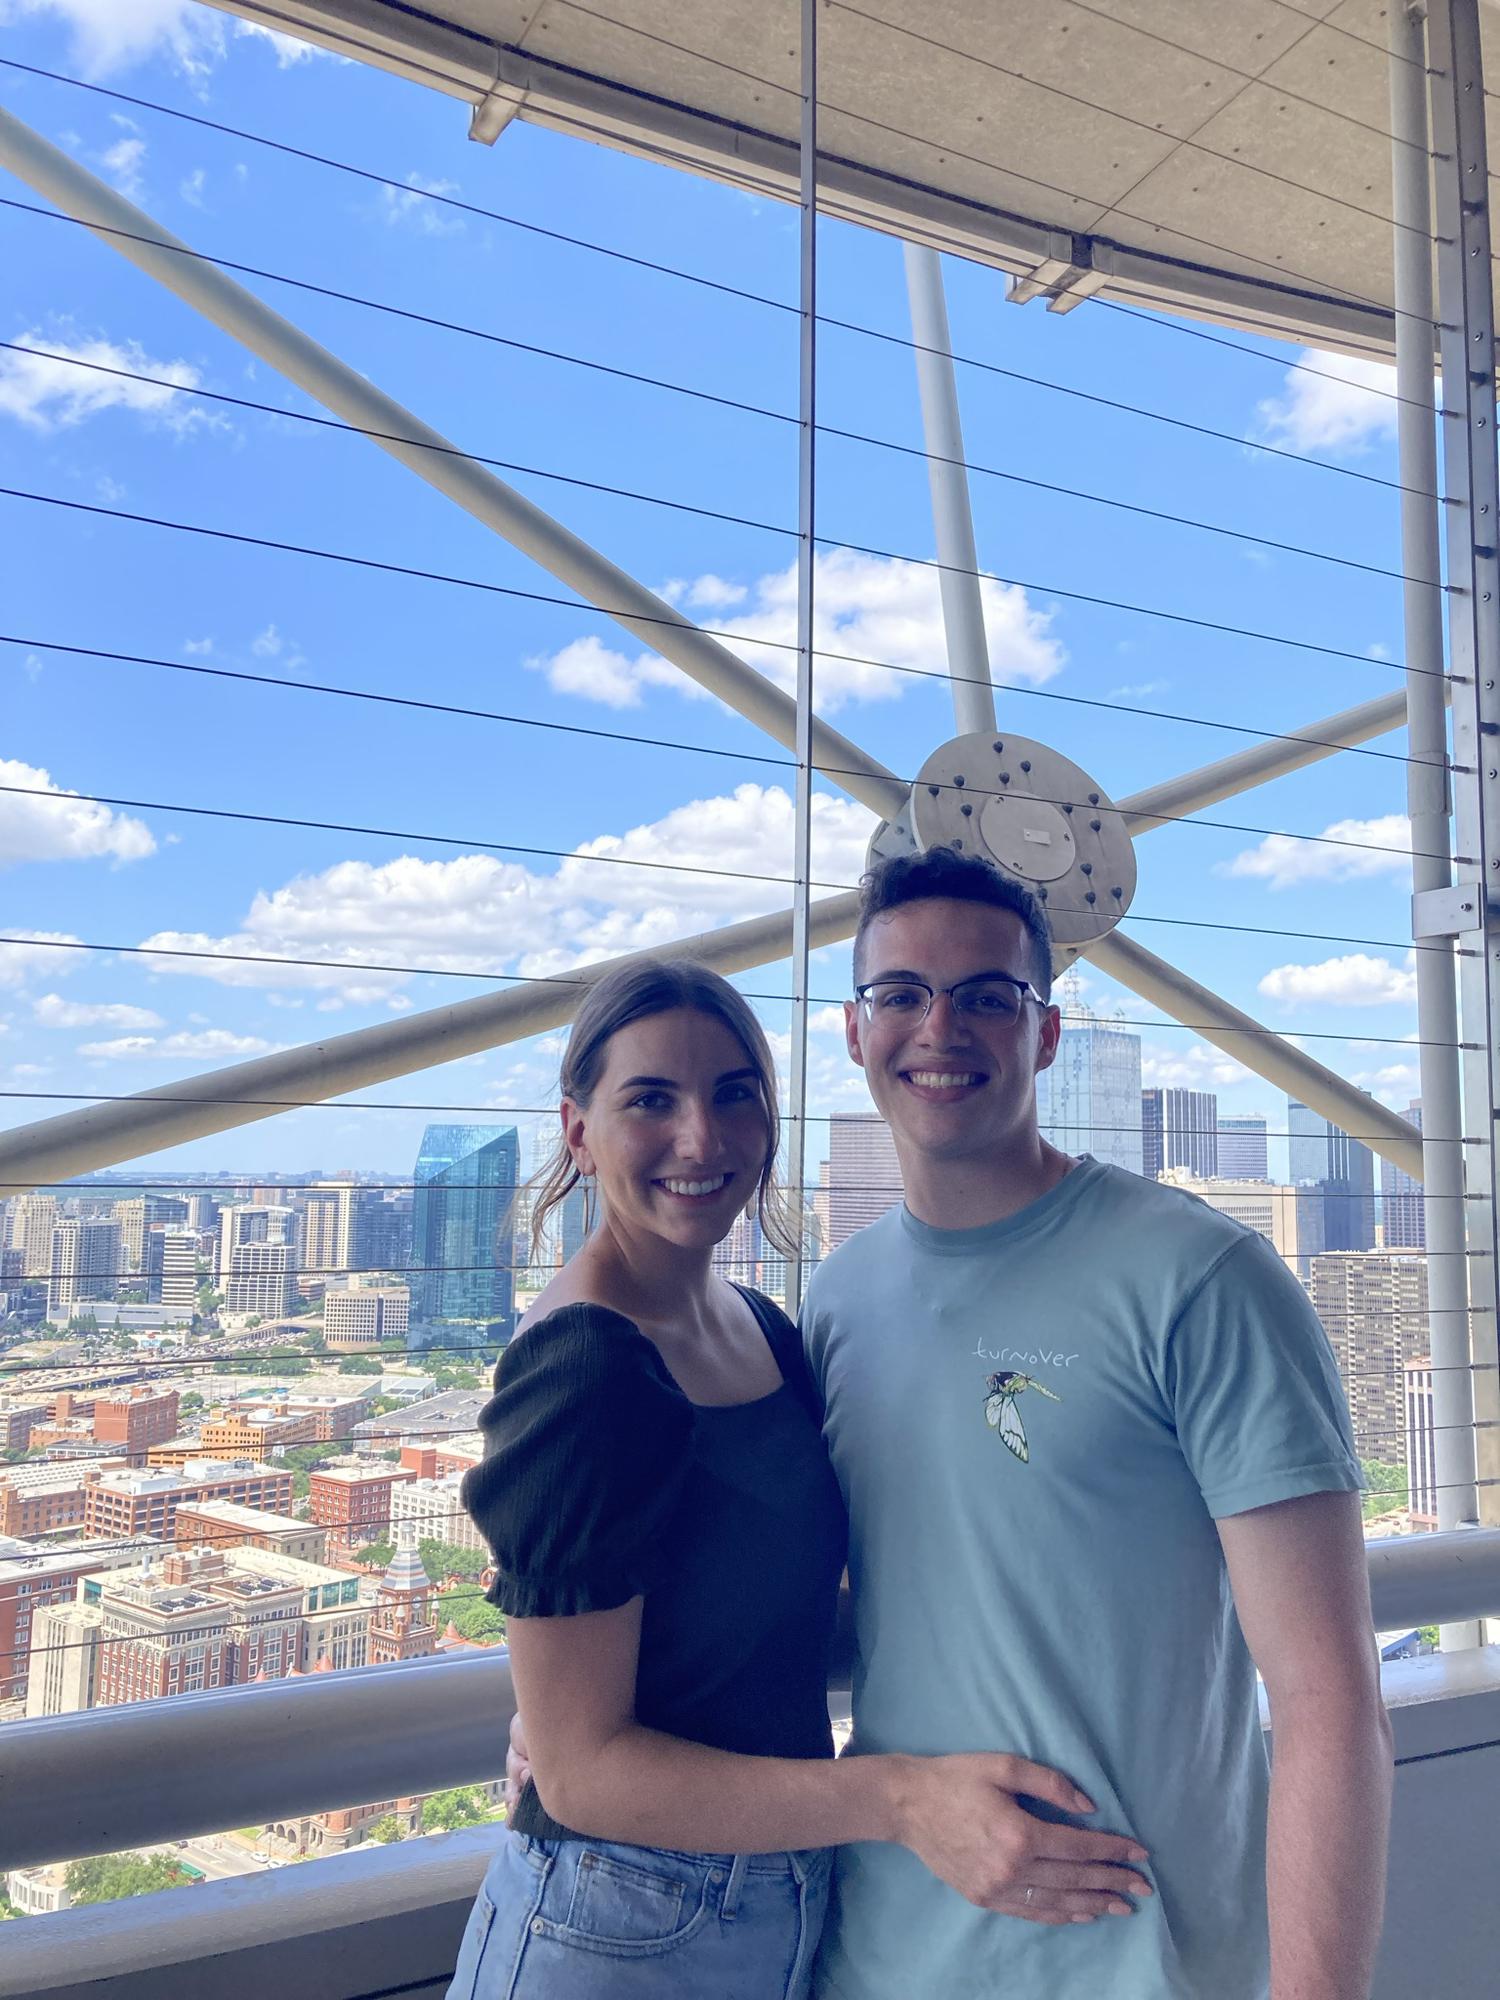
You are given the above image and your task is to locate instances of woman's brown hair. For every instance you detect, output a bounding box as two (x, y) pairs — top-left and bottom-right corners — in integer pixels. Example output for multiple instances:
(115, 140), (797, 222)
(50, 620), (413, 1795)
(529, 957), (802, 1261)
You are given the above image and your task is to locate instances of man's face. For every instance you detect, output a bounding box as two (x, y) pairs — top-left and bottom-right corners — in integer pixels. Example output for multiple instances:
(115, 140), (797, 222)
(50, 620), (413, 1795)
(845, 899), (1060, 1166)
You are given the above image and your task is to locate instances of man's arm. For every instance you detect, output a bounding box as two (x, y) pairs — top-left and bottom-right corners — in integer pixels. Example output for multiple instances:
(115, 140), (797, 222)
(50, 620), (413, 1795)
(1218, 1490), (1394, 2000)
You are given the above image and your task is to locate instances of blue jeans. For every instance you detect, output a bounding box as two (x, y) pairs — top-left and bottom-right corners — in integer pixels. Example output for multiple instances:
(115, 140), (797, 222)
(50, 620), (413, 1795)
(446, 1830), (832, 1999)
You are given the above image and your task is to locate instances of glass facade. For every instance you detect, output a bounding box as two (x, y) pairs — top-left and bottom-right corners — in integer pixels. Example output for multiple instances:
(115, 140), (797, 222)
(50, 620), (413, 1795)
(409, 1124), (521, 1337)
(1039, 1023), (1143, 1175)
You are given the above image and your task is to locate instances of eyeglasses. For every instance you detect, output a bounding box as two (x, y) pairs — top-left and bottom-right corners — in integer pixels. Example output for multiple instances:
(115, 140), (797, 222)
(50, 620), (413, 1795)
(853, 975), (1041, 1024)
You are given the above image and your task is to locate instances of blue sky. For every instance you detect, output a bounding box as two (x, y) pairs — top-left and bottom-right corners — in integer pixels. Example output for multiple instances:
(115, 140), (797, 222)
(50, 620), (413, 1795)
(0, 0), (1427, 1181)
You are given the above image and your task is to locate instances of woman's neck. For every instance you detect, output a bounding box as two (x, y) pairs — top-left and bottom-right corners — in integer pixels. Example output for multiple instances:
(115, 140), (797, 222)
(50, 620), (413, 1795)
(573, 1219), (720, 1326)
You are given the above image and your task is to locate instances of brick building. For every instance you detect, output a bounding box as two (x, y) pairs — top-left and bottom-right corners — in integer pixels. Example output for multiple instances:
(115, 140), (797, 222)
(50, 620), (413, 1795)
(82, 1460), (294, 1542)
(93, 1387), (182, 1463)
(173, 1499), (327, 1565)
(368, 1523), (437, 1665)
(1, 1536), (160, 1703)
(308, 1461), (410, 1554)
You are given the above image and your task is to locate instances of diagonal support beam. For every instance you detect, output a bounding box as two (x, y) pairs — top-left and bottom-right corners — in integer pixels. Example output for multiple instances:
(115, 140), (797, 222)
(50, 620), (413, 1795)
(0, 107), (907, 827)
(1117, 686), (1434, 834)
(1089, 930), (1425, 1178)
(0, 894), (861, 1198)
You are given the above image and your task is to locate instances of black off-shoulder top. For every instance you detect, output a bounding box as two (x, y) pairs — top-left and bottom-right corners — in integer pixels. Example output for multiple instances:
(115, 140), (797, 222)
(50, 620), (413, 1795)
(461, 1286), (848, 1842)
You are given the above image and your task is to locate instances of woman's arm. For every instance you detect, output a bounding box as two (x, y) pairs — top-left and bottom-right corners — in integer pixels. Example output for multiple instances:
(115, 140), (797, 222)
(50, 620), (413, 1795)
(511, 1603), (1153, 1925)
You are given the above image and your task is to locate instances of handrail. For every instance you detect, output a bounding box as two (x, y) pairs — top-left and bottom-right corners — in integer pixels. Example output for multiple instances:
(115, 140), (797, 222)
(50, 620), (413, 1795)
(5, 1530), (1500, 1873)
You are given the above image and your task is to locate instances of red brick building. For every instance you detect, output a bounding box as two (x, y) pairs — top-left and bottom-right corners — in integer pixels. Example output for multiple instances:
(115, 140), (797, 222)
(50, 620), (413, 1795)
(93, 1549), (305, 1706)
(308, 1461), (410, 1554)
(83, 1461), (294, 1542)
(368, 1525), (437, 1665)
(0, 1539), (159, 1702)
(93, 1387), (182, 1464)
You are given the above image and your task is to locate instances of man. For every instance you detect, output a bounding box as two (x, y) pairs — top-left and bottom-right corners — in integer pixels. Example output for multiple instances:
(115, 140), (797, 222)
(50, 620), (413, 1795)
(804, 845), (1392, 2000)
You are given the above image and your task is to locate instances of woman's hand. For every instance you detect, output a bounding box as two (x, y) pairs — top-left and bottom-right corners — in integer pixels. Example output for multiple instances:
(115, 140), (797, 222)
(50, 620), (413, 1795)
(890, 1753), (1153, 1926)
(504, 1708), (533, 1816)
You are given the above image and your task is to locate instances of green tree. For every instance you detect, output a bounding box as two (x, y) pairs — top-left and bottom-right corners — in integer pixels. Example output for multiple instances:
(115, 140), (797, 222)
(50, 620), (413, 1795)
(180, 1392), (204, 1414)
(420, 1788), (486, 1833)
(355, 1540), (394, 1569)
(1360, 1460), (1409, 1521)
(420, 1539), (486, 1585)
(365, 1815), (405, 1845)
(449, 1599), (506, 1646)
(65, 1852), (184, 1905)
(0, 1883), (18, 1920)
(338, 1355), (383, 1376)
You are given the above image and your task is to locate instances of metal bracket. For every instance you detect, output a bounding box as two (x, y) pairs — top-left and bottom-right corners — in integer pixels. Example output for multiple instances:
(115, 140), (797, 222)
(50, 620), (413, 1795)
(469, 80), (528, 144)
(1006, 233), (1105, 312)
(1412, 884), (1489, 937)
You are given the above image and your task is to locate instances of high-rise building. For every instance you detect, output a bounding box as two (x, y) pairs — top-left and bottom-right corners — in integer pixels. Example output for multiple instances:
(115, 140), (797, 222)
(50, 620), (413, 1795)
(218, 1203), (299, 1286)
(1140, 1089), (1217, 1181)
(47, 1219), (121, 1318)
(1039, 1021), (1143, 1174)
(1159, 1172), (1323, 1279)
(114, 1196), (188, 1274)
(409, 1124), (520, 1333)
(1216, 1114), (1269, 1182)
(1309, 1252), (1430, 1472)
(5, 1195), (57, 1279)
(298, 1183), (358, 1291)
(1287, 1099), (1376, 1252)
(2, 1538), (158, 1704)
(353, 1189), (413, 1277)
(160, 1231), (200, 1320)
(1381, 1101), (1426, 1250)
(820, 1115), (905, 1252)
(225, 1240), (297, 1319)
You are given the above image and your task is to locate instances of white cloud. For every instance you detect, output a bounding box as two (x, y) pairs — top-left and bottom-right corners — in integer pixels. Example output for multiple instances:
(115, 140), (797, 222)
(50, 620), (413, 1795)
(0, 757), (155, 868)
(0, 934), (88, 989)
(379, 174), (464, 235)
(1349, 1060), (1423, 1108)
(137, 783), (876, 1000)
(528, 549), (1065, 715)
(1221, 813), (1410, 891)
(1257, 953), (1417, 1008)
(1107, 679), (1168, 700)
(1140, 1039), (1253, 1089)
(101, 123), (147, 201)
(32, 994), (163, 1030)
(1251, 349), (1400, 456)
(0, 4), (333, 79)
(183, 637), (214, 656)
(179, 166), (207, 208)
(78, 1028), (274, 1061)
(0, 331), (215, 436)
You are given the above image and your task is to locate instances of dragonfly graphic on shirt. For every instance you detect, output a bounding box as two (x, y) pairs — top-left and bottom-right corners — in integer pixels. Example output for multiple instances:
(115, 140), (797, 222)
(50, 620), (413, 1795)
(983, 1371), (1061, 1464)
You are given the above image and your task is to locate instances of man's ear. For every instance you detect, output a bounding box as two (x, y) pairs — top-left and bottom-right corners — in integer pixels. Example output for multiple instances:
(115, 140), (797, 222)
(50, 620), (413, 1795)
(1034, 1003), (1061, 1075)
(844, 998), (867, 1072)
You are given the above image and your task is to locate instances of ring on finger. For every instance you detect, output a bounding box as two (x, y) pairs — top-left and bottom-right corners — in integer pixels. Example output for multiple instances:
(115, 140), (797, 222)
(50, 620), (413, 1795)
(1024, 1886), (1034, 1907)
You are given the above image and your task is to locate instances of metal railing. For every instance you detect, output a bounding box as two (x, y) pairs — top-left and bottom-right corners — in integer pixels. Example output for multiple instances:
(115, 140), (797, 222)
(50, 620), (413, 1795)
(6, 1528), (1500, 1877)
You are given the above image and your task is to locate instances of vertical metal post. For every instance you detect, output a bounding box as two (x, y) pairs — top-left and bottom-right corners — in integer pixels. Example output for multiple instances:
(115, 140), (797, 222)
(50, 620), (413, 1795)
(902, 243), (998, 735)
(1428, 1), (1500, 1565)
(1389, 4), (1481, 1609)
(785, 0), (818, 1314)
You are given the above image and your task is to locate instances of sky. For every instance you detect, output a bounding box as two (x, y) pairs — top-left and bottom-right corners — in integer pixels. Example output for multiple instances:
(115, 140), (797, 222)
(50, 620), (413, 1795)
(0, 0), (1436, 1184)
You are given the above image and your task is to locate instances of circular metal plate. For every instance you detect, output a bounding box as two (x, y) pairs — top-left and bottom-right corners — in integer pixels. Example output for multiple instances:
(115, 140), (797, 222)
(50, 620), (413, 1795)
(902, 731), (1138, 968)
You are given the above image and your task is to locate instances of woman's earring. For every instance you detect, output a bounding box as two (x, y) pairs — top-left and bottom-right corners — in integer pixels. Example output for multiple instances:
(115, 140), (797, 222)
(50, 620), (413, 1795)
(580, 1172), (596, 1234)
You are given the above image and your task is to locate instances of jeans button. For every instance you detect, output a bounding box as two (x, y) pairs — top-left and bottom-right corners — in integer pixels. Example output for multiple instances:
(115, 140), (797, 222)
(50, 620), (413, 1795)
(530, 1918), (545, 1935)
(708, 1869), (725, 1885)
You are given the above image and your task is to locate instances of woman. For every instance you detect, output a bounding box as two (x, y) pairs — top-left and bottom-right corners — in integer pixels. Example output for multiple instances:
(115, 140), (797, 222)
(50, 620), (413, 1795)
(448, 959), (1148, 1999)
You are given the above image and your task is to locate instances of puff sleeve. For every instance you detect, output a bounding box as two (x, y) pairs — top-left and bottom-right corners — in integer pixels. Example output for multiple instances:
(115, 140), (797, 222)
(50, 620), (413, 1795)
(461, 1304), (695, 1617)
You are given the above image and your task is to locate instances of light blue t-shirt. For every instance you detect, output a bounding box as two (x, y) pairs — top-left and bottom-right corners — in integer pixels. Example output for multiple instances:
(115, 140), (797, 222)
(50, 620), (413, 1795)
(803, 1159), (1361, 2000)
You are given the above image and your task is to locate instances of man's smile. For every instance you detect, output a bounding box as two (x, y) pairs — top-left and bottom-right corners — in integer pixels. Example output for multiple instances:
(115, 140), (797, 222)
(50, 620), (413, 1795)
(899, 1067), (988, 1102)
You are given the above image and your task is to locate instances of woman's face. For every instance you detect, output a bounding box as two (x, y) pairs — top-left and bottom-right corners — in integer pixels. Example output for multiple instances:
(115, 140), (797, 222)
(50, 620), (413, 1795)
(564, 1007), (771, 1255)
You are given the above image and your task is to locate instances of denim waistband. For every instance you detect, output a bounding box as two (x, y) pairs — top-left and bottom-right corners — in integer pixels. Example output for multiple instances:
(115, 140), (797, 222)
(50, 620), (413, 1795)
(518, 1833), (829, 1882)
